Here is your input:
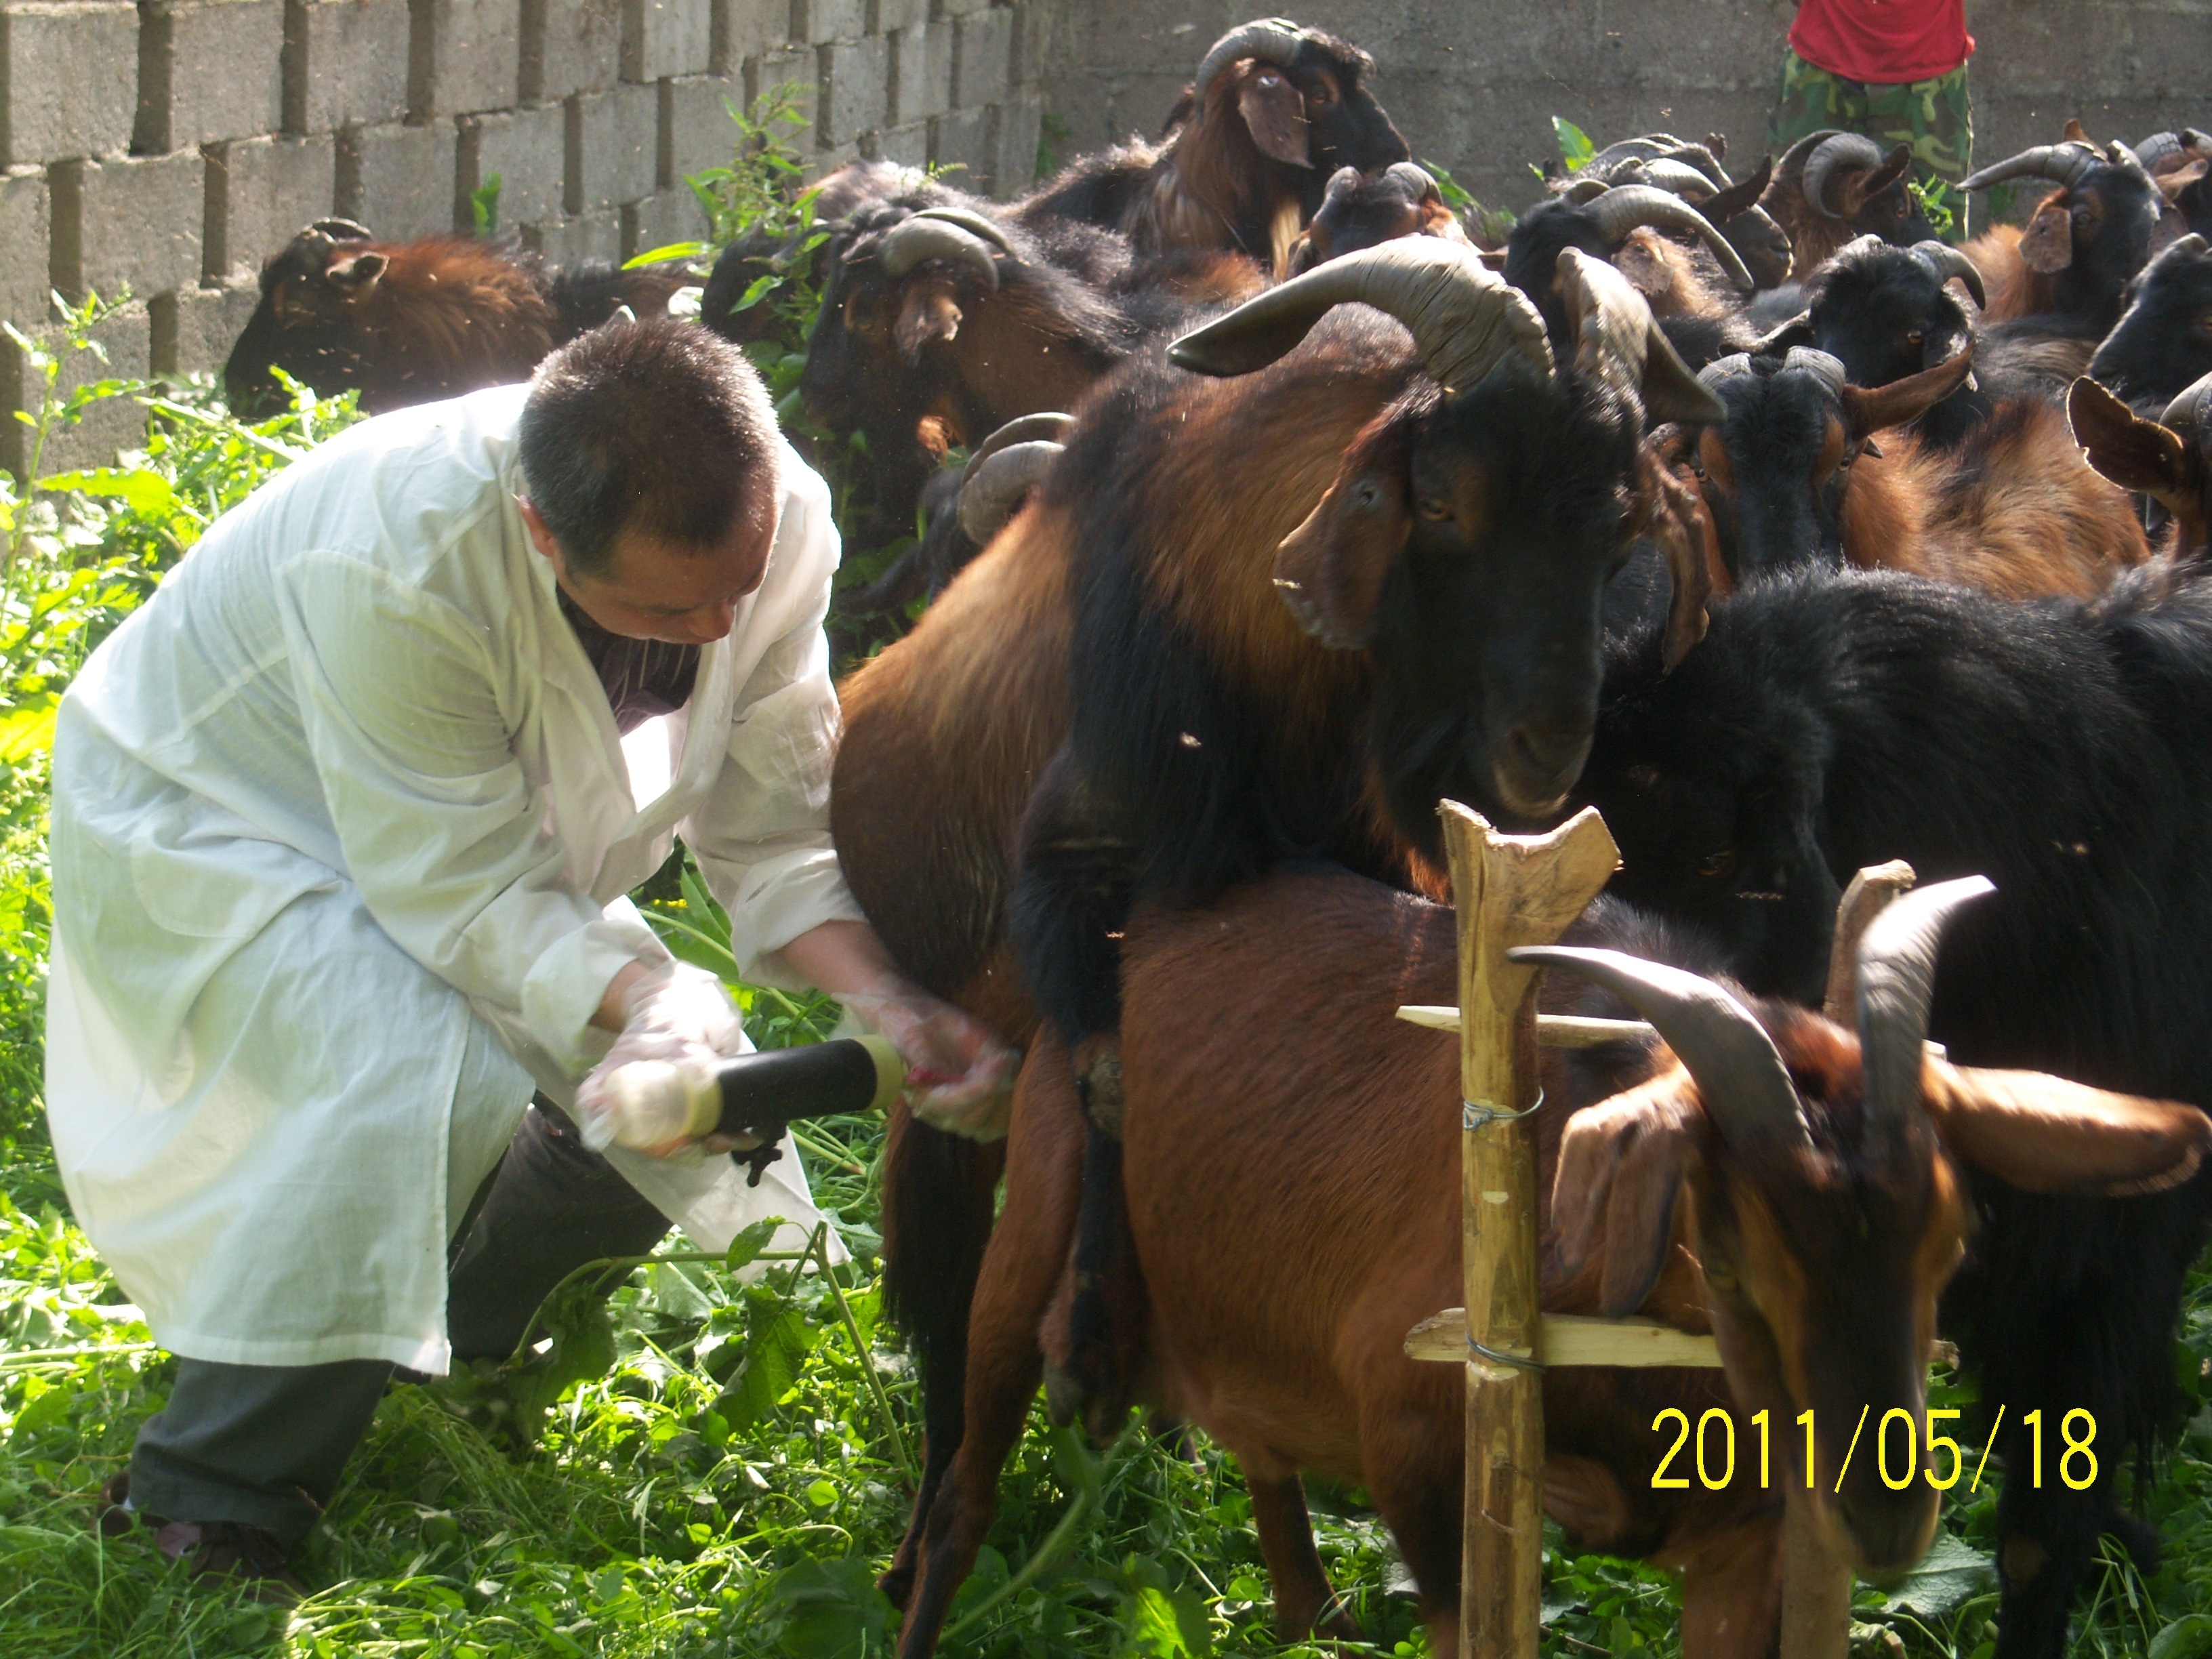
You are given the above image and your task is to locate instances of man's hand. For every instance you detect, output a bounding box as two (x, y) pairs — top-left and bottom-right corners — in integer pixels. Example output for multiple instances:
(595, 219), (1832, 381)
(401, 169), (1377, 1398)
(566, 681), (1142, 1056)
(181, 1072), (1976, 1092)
(576, 960), (762, 1158)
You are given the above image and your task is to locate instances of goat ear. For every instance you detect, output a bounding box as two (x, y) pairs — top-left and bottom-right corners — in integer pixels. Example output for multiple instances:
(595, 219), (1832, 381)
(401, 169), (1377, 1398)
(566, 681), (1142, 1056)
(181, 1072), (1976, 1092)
(1271, 402), (1420, 650)
(1633, 440), (1721, 668)
(1237, 68), (1312, 168)
(1549, 1076), (1699, 1317)
(1923, 1057), (2212, 1195)
(894, 283), (963, 361)
(1755, 312), (1815, 355)
(1858, 143), (1915, 205)
(326, 250), (388, 295)
(2068, 375), (2194, 503)
(2020, 197), (2076, 274)
(1839, 347), (1975, 438)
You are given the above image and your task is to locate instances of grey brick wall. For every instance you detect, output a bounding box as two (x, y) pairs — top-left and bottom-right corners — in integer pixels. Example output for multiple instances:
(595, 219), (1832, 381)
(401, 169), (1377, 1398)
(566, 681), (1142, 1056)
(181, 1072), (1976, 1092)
(1036, 0), (2211, 229)
(0, 0), (1050, 473)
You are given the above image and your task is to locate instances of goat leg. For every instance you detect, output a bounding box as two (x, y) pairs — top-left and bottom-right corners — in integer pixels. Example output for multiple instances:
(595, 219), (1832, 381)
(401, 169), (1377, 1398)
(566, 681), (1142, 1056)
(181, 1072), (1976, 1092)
(1240, 1469), (1366, 1643)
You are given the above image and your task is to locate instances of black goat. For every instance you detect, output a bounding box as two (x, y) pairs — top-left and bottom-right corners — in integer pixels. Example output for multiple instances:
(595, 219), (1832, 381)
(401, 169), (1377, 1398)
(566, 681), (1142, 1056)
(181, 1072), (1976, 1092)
(1772, 236), (2093, 450)
(1021, 18), (1410, 272)
(1284, 162), (1469, 275)
(2089, 232), (2212, 409)
(1961, 129), (2163, 333)
(1577, 562), (2212, 1659)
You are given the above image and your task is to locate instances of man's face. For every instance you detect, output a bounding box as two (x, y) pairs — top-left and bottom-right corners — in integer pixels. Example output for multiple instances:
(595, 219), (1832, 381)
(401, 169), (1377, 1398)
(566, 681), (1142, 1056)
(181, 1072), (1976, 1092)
(519, 493), (776, 646)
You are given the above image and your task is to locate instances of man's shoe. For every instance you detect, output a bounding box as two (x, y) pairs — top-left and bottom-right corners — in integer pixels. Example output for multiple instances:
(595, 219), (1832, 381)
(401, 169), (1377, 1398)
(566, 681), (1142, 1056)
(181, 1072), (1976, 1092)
(93, 1473), (140, 1537)
(154, 1519), (307, 1606)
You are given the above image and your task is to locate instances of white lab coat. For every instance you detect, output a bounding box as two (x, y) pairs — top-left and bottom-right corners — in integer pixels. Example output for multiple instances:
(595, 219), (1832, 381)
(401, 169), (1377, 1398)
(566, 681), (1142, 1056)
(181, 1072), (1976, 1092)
(44, 384), (866, 1372)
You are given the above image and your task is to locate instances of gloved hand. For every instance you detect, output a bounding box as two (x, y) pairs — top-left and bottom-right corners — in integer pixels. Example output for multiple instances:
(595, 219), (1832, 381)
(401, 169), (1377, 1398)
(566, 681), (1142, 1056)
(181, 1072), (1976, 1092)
(842, 975), (1020, 1141)
(576, 960), (758, 1158)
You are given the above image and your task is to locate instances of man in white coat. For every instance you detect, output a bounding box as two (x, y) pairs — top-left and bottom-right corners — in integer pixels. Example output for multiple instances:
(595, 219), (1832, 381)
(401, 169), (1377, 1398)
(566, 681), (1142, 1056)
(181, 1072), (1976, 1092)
(45, 319), (1013, 1594)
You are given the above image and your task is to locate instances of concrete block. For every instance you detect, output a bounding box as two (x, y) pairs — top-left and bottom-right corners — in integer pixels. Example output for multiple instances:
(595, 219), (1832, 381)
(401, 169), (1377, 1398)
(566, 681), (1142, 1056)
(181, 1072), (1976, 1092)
(720, 0), (785, 68)
(663, 70), (742, 187)
(29, 300), (154, 471)
(566, 81), (658, 211)
(335, 117), (457, 236)
(203, 133), (337, 284)
(866, 0), (921, 29)
(140, 0), (285, 152)
(158, 278), (260, 375)
(992, 88), (1036, 195)
(756, 44), (816, 136)
(949, 7), (1008, 109)
(523, 204), (622, 263)
(927, 0), (985, 18)
(283, 0), (411, 131)
(622, 0), (709, 81)
(623, 186), (703, 254)
(929, 101), (989, 190)
(886, 21), (938, 123)
(916, 16), (951, 117)
(788, 0), (858, 44)
(0, 167), (52, 331)
(409, 0), (523, 116)
(1007, 0), (1041, 82)
(457, 102), (567, 230)
(49, 151), (204, 304)
(0, 2), (138, 167)
(875, 116), (926, 167)
(817, 33), (886, 146)
(523, 0), (622, 100)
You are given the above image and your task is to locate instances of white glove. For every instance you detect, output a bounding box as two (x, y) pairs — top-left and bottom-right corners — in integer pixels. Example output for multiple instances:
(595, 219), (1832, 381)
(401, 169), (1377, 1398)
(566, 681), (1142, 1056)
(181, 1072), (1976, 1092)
(843, 975), (1021, 1141)
(576, 960), (754, 1158)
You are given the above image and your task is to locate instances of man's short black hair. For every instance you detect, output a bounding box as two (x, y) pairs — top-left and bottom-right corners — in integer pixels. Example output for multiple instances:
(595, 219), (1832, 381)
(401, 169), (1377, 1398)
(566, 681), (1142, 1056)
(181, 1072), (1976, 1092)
(518, 317), (779, 579)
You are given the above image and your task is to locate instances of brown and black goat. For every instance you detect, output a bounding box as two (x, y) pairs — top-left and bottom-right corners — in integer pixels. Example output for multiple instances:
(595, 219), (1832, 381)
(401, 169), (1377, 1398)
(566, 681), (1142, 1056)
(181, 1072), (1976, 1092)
(1677, 344), (2150, 596)
(886, 864), (2210, 1659)
(1761, 129), (1929, 282)
(1959, 126), (2163, 333)
(832, 243), (1724, 1606)
(220, 219), (687, 417)
(1284, 161), (1470, 275)
(696, 159), (936, 347)
(1578, 134), (1793, 291)
(2070, 371), (2212, 560)
(795, 196), (1260, 544)
(1020, 18), (1411, 272)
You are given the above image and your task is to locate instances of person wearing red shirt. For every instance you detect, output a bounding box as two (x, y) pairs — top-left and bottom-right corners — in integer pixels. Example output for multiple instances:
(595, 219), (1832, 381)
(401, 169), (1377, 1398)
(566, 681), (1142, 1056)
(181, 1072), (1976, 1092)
(1771, 0), (1975, 207)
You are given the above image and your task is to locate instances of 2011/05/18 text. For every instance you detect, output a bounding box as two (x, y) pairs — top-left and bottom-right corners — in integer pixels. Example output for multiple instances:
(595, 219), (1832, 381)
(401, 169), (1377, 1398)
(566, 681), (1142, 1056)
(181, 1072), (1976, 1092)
(1650, 1405), (2093, 1492)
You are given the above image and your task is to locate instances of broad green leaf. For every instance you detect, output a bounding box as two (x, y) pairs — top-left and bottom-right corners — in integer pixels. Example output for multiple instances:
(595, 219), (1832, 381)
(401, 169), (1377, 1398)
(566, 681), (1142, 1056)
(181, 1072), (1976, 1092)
(37, 467), (174, 514)
(2152, 1616), (2212, 1659)
(626, 241), (710, 268)
(1553, 115), (1595, 172)
(0, 697), (58, 763)
(1871, 1530), (1996, 1621)
(724, 1216), (783, 1273)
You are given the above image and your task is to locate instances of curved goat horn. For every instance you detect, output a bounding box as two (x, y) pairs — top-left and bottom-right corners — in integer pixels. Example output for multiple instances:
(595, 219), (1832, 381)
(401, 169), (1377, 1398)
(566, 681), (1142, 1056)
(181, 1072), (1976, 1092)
(1583, 185), (1757, 291)
(876, 213), (1006, 288)
(1385, 160), (1441, 202)
(1911, 239), (1987, 308)
(1193, 16), (1308, 106)
(1635, 159), (1721, 199)
(2134, 130), (2189, 170)
(304, 217), (375, 244)
(912, 205), (1015, 251)
(1856, 875), (1995, 1134)
(958, 439), (1065, 544)
(1803, 131), (1889, 218)
(1960, 142), (2100, 192)
(2163, 368), (2212, 434)
(1659, 142), (1732, 188)
(1776, 127), (1844, 179)
(1783, 346), (1848, 394)
(1168, 237), (1553, 392)
(1559, 247), (1723, 424)
(1511, 946), (1812, 1155)
(1560, 176), (1612, 205)
(959, 410), (1076, 482)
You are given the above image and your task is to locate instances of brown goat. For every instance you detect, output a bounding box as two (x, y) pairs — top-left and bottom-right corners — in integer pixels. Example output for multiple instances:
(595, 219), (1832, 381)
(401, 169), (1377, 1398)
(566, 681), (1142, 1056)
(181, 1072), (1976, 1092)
(1686, 346), (2150, 596)
(2070, 371), (2212, 559)
(888, 865), (2209, 1658)
(1759, 129), (1922, 282)
(222, 220), (685, 416)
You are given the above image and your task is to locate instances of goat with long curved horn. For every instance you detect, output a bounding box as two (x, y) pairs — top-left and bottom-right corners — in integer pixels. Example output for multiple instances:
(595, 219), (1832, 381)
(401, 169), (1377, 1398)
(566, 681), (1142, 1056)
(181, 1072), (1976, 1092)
(1582, 184), (1758, 291)
(1510, 946), (1813, 1154)
(954, 412), (1075, 544)
(1802, 132), (1898, 217)
(874, 208), (1012, 287)
(1854, 875), (1995, 1133)
(1191, 16), (1309, 109)
(1960, 142), (2103, 194)
(1910, 239), (1988, 307)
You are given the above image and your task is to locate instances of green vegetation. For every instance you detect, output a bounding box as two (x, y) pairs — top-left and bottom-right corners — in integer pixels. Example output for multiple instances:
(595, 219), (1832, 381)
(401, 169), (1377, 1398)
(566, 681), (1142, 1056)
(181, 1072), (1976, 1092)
(2, 95), (2211, 1659)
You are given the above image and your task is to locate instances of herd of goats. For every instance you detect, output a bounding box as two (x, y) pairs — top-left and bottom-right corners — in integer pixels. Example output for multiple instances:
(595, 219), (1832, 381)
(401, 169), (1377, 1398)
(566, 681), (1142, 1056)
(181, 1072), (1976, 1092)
(201, 16), (2212, 1659)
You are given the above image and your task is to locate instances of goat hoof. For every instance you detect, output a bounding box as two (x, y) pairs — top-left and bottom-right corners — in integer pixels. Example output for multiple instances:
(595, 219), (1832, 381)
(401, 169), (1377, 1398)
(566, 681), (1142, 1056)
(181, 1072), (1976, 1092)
(1043, 1362), (1086, 1428)
(877, 1563), (916, 1610)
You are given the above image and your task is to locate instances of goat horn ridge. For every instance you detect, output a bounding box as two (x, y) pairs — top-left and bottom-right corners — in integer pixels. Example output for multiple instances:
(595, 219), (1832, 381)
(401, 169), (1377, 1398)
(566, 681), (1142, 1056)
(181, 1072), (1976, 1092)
(1783, 346), (1849, 394)
(1803, 131), (1889, 218)
(1960, 142), (2100, 192)
(1911, 239), (1988, 308)
(1509, 946), (1813, 1154)
(1557, 247), (1724, 425)
(2163, 370), (2212, 434)
(910, 206), (1016, 253)
(1166, 237), (1553, 392)
(1855, 875), (1996, 1135)
(876, 216), (1005, 288)
(1582, 185), (1756, 291)
(958, 441), (1064, 544)
(1192, 17), (1309, 108)
(1384, 161), (1441, 201)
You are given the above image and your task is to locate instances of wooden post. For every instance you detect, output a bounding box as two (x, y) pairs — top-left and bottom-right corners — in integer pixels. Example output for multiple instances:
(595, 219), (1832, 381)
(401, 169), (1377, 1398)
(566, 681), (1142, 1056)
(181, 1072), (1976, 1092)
(1441, 801), (1620, 1659)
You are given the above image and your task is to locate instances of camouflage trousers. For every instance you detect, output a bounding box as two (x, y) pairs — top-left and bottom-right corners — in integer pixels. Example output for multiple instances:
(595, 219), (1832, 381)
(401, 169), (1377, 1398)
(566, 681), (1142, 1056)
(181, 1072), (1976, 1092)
(1769, 47), (1973, 188)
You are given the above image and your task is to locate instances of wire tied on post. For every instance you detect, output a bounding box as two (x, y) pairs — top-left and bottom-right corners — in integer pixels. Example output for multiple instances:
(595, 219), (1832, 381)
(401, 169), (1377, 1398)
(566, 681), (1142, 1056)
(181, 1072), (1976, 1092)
(1462, 1086), (1544, 1132)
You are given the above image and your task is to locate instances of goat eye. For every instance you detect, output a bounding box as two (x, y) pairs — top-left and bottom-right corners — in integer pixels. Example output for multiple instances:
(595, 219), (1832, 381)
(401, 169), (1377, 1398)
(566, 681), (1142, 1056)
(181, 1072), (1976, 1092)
(1696, 848), (1738, 878)
(1351, 480), (1380, 509)
(1904, 330), (1924, 346)
(1417, 496), (1451, 521)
